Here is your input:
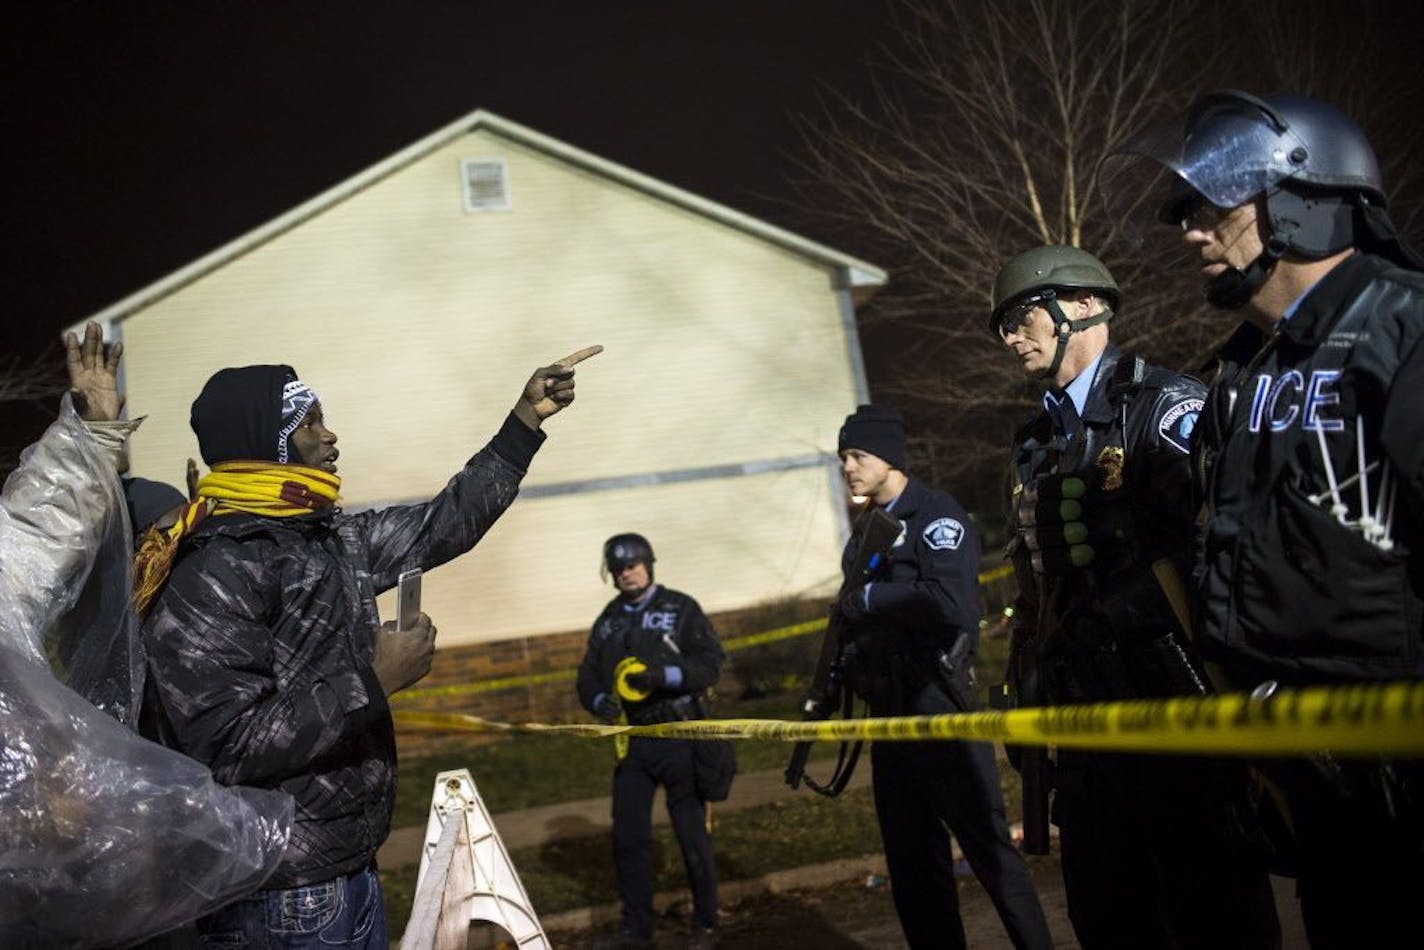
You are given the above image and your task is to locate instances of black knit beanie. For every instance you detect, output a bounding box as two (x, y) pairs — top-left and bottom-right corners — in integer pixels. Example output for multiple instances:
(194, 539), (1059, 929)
(190, 364), (299, 466)
(837, 404), (906, 470)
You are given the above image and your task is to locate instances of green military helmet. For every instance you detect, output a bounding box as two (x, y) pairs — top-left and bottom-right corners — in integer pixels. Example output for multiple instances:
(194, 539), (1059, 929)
(989, 245), (1121, 336)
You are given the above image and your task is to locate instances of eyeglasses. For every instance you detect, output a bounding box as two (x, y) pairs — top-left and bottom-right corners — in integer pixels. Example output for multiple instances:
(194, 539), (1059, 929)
(1178, 194), (1228, 232)
(997, 292), (1054, 340)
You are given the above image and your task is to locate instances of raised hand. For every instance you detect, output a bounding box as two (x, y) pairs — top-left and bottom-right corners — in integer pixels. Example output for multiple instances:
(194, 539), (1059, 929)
(512, 345), (603, 429)
(64, 321), (123, 422)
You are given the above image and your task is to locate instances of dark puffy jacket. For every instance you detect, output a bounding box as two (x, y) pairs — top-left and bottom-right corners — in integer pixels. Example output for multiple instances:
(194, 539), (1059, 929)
(1006, 344), (1206, 701)
(1193, 252), (1424, 685)
(141, 413), (543, 888)
(576, 586), (723, 725)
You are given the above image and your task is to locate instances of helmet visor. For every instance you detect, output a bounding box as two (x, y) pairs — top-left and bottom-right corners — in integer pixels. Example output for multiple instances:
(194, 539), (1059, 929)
(1100, 94), (1312, 242)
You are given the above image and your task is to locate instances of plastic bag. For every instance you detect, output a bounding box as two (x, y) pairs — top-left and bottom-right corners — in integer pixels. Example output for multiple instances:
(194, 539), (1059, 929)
(0, 398), (293, 948)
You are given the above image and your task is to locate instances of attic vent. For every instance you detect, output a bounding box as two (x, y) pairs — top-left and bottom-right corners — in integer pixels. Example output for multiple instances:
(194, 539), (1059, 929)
(460, 158), (511, 212)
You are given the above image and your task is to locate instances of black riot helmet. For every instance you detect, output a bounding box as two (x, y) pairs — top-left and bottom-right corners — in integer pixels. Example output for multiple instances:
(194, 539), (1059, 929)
(602, 532), (655, 582)
(1104, 90), (1419, 309)
(989, 246), (1120, 379)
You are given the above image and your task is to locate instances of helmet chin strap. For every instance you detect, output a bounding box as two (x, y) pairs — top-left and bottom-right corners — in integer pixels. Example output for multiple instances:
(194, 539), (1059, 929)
(1040, 299), (1113, 379)
(1205, 236), (1288, 310)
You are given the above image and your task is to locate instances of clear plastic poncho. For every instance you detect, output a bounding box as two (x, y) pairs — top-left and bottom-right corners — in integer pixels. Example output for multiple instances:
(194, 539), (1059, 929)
(0, 397), (294, 948)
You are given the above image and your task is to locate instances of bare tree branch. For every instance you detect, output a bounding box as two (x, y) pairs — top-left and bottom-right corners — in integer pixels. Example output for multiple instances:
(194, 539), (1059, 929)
(0, 350), (66, 404)
(791, 0), (1423, 511)
(792, 0), (1220, 507)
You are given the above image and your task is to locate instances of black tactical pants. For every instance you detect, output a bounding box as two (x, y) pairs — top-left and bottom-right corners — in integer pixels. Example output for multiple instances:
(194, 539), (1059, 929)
(1260, 758), (1424, 949)
(611, 736), (717, 938)
(1054, 749), (1280, 949)
(871, 738), (1052, 950)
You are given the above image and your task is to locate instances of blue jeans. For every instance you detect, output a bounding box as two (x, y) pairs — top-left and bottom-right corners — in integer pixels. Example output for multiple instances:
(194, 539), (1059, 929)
(197, 863), (387, 949)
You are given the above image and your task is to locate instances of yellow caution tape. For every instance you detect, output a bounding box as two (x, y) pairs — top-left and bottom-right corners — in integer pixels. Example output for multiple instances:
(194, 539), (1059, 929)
(390, 616), (833, 704)
(614, 709), (630, 761)
(394, 681), (1424, 758)
(720, 617), (828, 652)
(977, 563), (1014, 584)
(391, 667), (578, 703)
(393, 565), (1014, 704)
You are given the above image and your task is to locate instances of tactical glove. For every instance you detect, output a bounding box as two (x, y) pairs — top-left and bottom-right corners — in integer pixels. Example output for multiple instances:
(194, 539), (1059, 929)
(593, 693), (621, 722)
(623, 666), (667, 694)
(838, 583), (871, 623)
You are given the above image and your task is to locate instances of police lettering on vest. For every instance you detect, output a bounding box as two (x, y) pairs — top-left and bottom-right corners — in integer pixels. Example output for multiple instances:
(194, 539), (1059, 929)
(1246, 369), (1343, 433)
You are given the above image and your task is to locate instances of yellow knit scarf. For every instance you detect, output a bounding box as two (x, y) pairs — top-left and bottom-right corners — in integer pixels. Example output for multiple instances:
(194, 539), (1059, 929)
(132, 461), (341, 617)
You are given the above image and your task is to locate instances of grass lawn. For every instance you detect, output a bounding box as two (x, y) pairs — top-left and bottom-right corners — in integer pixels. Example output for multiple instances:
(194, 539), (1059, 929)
(391, 631), (1012, 824)
(381, 629), (1020, 939)
(381, 785), (885, 938)
(390, 692), (843, 827)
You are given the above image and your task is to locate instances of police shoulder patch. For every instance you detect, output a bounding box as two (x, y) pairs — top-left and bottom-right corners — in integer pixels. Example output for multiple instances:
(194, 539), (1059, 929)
(1158, 397), (1204, 454)
(923, 517), (965, 551)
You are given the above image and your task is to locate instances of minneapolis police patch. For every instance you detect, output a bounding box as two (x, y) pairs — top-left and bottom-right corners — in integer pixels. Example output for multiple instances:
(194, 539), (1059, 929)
(923, 517), (965, 551)
(1159, 398), (1204, 454)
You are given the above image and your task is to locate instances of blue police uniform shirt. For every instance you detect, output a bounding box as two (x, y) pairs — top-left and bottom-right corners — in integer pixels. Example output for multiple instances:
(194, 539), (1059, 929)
(1281, 278), (1323, 322)
(1042, 350), (1104, 438)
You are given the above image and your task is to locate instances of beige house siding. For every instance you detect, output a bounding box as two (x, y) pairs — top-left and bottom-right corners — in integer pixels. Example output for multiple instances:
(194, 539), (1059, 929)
(398, 464), (846, 644)
(104, 113), (881, 648)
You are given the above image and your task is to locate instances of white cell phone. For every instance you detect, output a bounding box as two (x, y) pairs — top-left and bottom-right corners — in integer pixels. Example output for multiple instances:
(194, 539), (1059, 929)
(396, 568), (423, 631)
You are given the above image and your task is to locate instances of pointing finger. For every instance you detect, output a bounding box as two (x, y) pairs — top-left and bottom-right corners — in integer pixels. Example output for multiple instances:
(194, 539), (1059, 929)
(555, 344), (603, 369)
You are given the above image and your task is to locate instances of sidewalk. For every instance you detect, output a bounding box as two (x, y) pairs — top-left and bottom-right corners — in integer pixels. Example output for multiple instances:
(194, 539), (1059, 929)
(379, 763), (874, 866)
(382, 765), (1307, 948)
(384, 763), (909, 944)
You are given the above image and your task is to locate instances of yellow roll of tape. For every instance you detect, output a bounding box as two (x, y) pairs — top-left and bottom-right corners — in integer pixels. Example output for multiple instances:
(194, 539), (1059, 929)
(614, 656), (651, 703)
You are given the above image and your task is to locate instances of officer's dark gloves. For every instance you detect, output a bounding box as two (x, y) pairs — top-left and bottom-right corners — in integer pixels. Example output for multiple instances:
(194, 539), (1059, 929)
(623, 666), (666, 694)
(838, 583), (870, 622)
(1014, 472), (1128, 574)
(593, 694), (621, 722)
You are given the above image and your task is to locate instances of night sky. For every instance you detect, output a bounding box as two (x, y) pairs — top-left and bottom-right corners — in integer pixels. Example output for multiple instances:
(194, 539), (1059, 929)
(3, 0), (897, 451)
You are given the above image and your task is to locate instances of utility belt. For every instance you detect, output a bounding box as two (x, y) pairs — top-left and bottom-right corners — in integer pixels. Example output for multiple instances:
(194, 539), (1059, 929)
(843, 630), (977, 715)
(625, 693), (703, 726)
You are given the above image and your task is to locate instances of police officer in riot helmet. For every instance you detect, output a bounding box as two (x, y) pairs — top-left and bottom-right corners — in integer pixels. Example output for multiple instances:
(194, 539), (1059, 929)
(834, 405), (1052, 950)
(576, 533), (726, 949)
(1106, 89), (1424, 948)
(992, 246), (1279, 948)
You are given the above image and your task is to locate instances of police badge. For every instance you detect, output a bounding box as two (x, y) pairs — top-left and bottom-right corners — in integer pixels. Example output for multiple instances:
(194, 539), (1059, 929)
(1095, 445), (1125, 491)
